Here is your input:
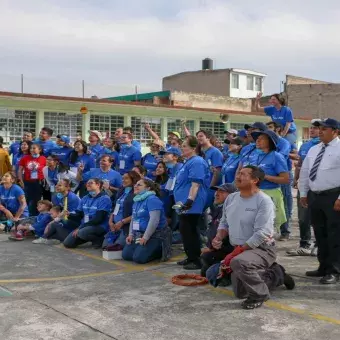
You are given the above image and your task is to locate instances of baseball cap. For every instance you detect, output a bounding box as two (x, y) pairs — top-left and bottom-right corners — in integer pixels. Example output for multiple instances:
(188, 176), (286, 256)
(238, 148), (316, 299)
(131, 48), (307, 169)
(160, 147), (182, 156)
(238, 129), (248, 138)
(224, 137), (243, 145)
(312, 118), (339, 129)
(224, 129), (238, 135)
(211, 183), (237, 193)
(251, 130), (279, 148)
(169, 131), (181, 139)
(244, 122), (267, 131)
(89, 130), (103, 141)
(56, 134), (70, 144)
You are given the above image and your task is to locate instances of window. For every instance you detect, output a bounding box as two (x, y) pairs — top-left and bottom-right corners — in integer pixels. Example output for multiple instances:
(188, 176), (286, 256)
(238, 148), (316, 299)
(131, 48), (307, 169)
(131, 117), (162, 146)
(247, 75), (254, 90)
(230, 123), (245, 131)
(231, 74), (239, 89)
(167, 119), (195, 138)
(199, 121), (225, 140)
(0, 109), (36, 143)
(255, 77), (262, 91)
(44, 112), (83, 142)
(90, 114), (124, 137)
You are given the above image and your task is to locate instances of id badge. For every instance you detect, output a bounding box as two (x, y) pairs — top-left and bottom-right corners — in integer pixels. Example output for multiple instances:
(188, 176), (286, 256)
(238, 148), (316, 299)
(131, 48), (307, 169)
(132, 220), (140, 231)
(113, 203), (120, 215)
(165, 178), (173, 191)
(84, 215), (89, 223)
(31, 171), (38, 180)
(222, 176), (225, 184)
(50, 185), (55, 192)
(119, 160), (125, 169)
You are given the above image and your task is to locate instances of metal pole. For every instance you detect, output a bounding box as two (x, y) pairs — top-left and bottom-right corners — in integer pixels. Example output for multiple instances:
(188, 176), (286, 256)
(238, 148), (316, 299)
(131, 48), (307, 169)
(21, 74), (24, 93)
(82, 80), (85, 98)
(135, 85), (138, 101)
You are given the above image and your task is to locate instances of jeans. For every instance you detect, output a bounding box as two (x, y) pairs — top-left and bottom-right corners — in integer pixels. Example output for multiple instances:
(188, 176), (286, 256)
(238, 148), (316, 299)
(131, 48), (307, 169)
(297, 191), (312, 247)
(280, 172), (293, 236)
(63, 225), (106, 248)
(44, 222), (71, 242)
(102, 230), (126, 248)
(24, 181), (42, 216)
(122, 238), (162, 264)
(283, 130), (297, 145)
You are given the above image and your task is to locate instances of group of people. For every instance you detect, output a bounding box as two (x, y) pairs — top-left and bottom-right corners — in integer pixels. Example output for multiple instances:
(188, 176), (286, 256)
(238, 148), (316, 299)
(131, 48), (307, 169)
(1, 92), (339, 309)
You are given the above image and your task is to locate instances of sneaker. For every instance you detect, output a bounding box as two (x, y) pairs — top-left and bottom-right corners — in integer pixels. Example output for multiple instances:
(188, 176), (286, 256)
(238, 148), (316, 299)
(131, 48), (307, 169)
(8, 231), (24, 241)
(177, 258), (190, 266)
(32, 237), (48, 244)
(44, 239), (61, 245)
(286, 247), (312, 256)
(278, 234), (290, 242)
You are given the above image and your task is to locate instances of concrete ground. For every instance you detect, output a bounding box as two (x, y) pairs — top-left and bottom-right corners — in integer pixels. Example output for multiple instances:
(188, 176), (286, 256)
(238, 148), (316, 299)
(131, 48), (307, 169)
(1, 206), (340, 340)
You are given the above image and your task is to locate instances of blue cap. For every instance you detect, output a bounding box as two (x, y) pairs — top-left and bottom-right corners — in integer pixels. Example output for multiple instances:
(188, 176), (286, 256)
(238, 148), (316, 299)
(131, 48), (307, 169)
(244, 122), (268, 131)
(313, 118), (339, 129)
(251, 130), (279, 148)
(57, 134), (70, 144)
(238, 129), (247, 138)
(159, 147), (182, 156)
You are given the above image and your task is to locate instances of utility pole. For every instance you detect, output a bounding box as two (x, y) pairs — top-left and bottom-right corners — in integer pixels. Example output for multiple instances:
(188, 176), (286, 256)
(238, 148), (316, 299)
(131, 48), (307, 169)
(82, 80), (85, 98)
(21, 74), (24, 93)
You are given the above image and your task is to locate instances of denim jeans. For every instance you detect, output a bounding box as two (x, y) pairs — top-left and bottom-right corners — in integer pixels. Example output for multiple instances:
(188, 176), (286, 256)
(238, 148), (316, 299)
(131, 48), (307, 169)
(280, 172), (293, 236)
(63, 225), (106, 248)
(102, 230), (127, 248)
(122, 238), (162, 264)
(283, 130), (297, 145)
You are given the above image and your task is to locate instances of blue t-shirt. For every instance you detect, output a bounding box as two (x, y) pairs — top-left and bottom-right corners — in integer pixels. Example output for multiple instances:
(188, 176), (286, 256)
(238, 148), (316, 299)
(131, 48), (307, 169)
(298, 138), (320, 162)
(132, 140), (141, 151)
(33, 212), (52, 237)
(52, 191), (80, 214)
(0, 184), (29, 217)
(203, 146), (224, 185)
(12, 153), (26, 173)
(47, 168), (59, 186)
(49, 146), (73, 165)
(83, 168), (122, 188)
(33, 139), (57, 156)
(276, 137), (290, 159)
(118, 146), (142, 175)
(165, 162), (183, 195)
(173, 156), (210, 214)
(69, 154), (96, 175)
(132, 195), (166, 233)
(78, 193), (112, 231)
(112, 190), (131, 223)
(240, 143), (257, 165)
(264, 106), (297, 133)
(142, 153), (160, 180)
(221, 154), (240, 184)
(241, 150), (288, 190)
(9, 142), (20, 156)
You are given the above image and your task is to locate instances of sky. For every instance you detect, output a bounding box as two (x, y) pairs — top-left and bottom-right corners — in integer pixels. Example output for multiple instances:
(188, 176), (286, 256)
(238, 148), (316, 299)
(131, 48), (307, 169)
(1, 0), (340, 98)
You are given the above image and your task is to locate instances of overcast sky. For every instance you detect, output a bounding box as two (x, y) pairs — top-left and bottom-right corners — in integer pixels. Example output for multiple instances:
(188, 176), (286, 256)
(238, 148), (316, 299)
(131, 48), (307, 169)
(1, 0), (339, 98)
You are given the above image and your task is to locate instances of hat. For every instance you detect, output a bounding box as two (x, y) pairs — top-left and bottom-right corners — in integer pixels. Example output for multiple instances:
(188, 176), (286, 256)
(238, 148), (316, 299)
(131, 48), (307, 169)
(311, 119), (322, 126)
(224, 129), (238, 135)
(159, 147), (182, 156)
(223, 137), (243, 146)
(89, 130), (103, 141)
(169, 131), (181, 139)
(56, 134), (70, 144)
(211, 183), (237, 193)
(244, 122), (267, 131)
(237, 129), (248, 138)
(313, 118), (339, 129)
(251, 130), (279, 148)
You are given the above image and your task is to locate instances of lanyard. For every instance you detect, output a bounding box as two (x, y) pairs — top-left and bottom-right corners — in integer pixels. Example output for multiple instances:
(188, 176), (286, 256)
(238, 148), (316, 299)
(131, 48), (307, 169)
(256, 152), (272, 166)
(242, 146), (256, 163)
(224, 155), (240, 169)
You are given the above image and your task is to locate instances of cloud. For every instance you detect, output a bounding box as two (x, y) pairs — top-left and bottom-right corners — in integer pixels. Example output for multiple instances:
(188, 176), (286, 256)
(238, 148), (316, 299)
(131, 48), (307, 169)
(1, 0), (340, 97)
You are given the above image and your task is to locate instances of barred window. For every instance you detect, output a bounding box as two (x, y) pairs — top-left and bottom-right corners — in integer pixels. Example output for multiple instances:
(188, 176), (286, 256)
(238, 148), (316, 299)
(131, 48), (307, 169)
(230, 123), (245, 131)
(131, 117), (161, 146)
(167, 119), (195, 138)
(199, 121), (225, 140)
(0, 109), (36, 143)
(90, 114), (124, 137)
(44, 112), (82, 142)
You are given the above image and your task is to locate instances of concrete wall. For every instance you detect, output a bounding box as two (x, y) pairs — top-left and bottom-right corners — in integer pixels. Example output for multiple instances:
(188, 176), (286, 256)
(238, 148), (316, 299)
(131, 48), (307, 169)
(286, 75), (331, 86)
(162, 70), (231, 97)
(171, 91), (252, 111)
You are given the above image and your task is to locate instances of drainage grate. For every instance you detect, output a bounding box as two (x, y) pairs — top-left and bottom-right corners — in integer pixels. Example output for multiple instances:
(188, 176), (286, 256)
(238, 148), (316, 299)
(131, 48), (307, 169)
(0, 286), (12, 297)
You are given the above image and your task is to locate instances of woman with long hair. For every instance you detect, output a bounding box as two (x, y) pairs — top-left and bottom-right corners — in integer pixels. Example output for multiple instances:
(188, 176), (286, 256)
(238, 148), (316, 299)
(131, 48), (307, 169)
(12, 141), (32, 176)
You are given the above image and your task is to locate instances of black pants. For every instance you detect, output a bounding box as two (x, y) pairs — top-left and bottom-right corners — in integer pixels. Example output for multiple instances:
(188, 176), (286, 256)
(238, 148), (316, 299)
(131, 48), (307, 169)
(24, 181), (42, 216)
(297, 191), (312, 247)
(309, 190), (340, 274)
(45, 221), (78, 242)
(179, 214), (201, 263)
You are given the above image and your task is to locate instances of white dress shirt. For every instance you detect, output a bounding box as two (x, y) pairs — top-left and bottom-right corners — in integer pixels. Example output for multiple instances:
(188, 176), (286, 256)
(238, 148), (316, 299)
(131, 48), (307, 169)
(299, 137), (340, 198)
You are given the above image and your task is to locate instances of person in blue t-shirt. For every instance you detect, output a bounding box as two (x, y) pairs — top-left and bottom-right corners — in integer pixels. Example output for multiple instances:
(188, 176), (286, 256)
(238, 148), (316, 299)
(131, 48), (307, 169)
(123, 127), (142, 151)
(9, 131), (33, 157)
(52, 179), (81, 214)
(287, 120), (321, 255)
(48, 134), (73, 165)
(88, 130), (104, 166)
(63, 178), (112, 249)
(118, 132), (142, 175)
(33, 127), (57, 156)
(0, 172), (29, 222)
(101, 137), (119, 168)
(173, 136), (210, 270)
(141, 140), (164, 180)
(154, 162), (170, 211)
(240, 130), (289, 233)
(255, 92), (297, 145)
(12, 141), (32, 175)
(123, 179), (168, 264)
(78, 155), (122, 197)
(221, 137), (243, 184)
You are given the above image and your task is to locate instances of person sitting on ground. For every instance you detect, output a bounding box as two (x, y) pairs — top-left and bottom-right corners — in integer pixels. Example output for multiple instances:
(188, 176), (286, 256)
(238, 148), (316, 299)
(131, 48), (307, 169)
(200, 183), (237, 278)
(103, 171), (141, 250)
(123, 179), (171, 264)
(9, 200), (52, 242)
(207, 166), (295, 310)
(63, 179), (112, 249)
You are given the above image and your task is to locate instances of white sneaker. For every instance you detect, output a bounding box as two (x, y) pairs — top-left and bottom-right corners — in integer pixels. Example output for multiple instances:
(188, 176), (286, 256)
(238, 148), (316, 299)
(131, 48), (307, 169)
(286, 247), (312, 256)
(32, 237), (48, 244)
(44, 239), (61, 245)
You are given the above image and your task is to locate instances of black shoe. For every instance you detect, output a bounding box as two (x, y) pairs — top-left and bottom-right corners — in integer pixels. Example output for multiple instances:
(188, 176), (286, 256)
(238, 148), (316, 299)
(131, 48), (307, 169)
(177, 258), (190, 266)
(283, 273), (295, 290)
(306, 269), (325, 277)
(183, 261), (202, 270)
(241, 297), (266, 310)
(320, 274), (339, 284)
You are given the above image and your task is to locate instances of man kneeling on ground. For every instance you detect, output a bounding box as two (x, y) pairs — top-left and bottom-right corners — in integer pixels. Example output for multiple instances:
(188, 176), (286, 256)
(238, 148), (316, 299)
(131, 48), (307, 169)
(207, 165), (295, 309)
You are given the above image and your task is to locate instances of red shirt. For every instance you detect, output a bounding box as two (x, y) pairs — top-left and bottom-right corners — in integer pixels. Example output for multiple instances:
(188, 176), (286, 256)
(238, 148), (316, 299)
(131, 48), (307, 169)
(19, 155), (47, 181)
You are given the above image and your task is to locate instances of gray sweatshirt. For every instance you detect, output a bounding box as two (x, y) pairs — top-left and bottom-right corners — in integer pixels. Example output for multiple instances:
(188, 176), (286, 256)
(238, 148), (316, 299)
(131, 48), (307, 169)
(218, 191), (275, 248)
(129, 210), (160, 241)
